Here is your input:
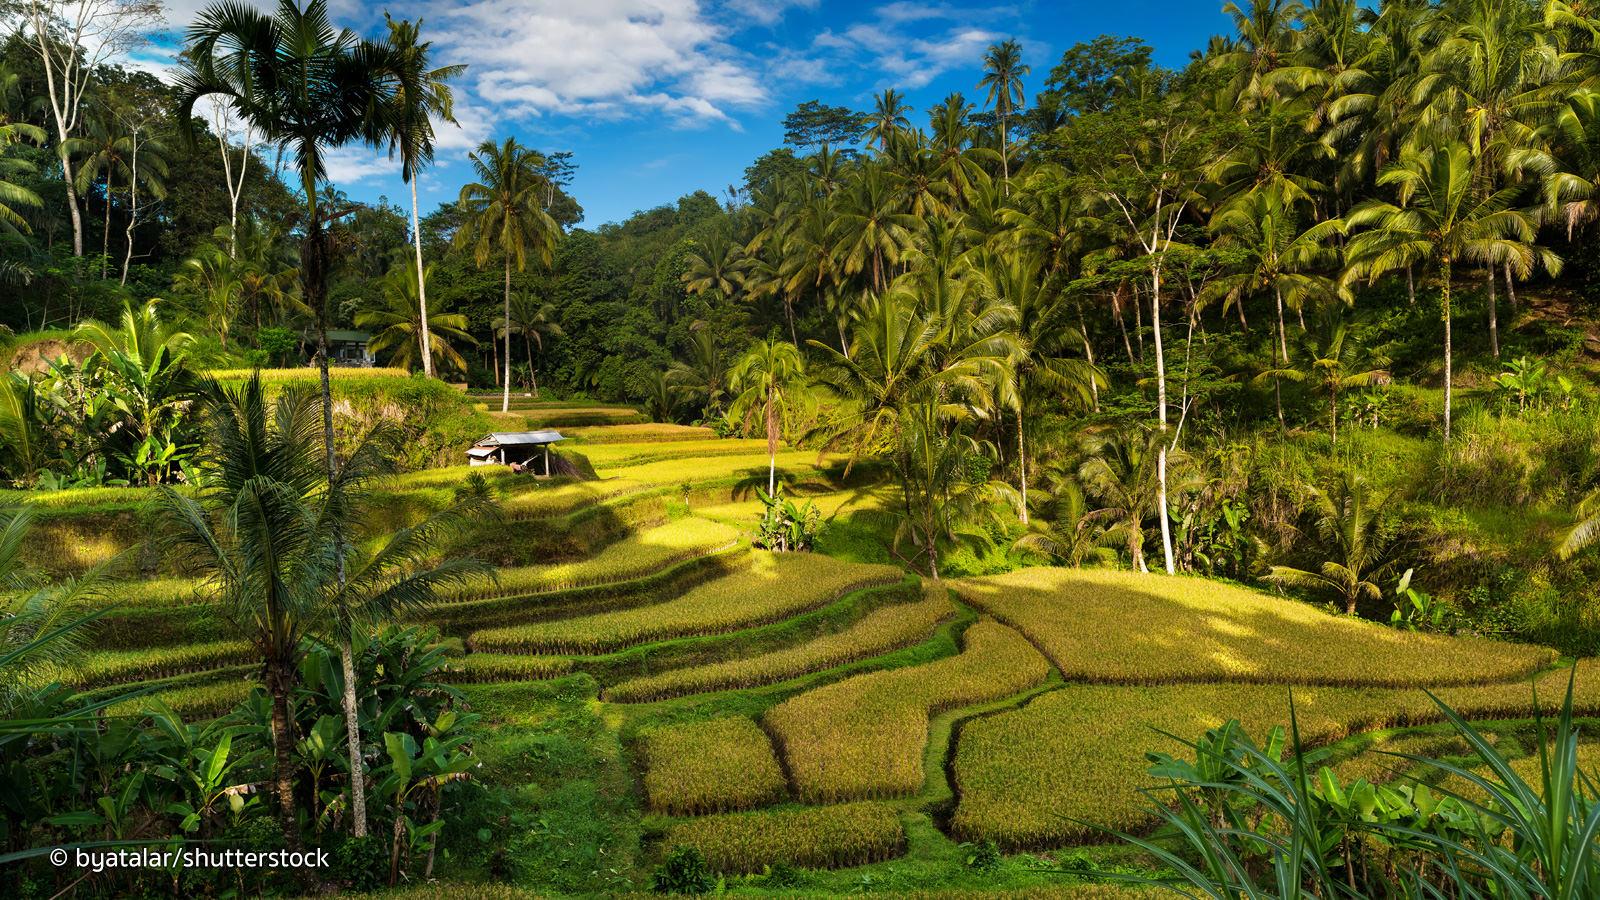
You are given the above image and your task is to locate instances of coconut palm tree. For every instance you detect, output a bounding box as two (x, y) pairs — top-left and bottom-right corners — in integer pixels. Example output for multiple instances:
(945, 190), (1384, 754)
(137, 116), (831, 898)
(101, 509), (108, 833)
(494, 291), (563, 395)
(866, 88), (912, 153)
(978, 39), (1029, 187)
(729, 337), (805, 494)
(174, 244), (243, 349)
(359, 261), (475, 375)
(980, 251), (1104, 523)
(829, 164), (918, 295)
(0, 118), (42, 242)
(64, 112), (129, 279)
(1253, 316), (1389, 443)
(1344, 143), (1559, 442)
(154, 375), (484, 847)
(681, 229), (747, 300)
(175, 0), (409, 839)
(456, 137), (560, 413)
(1265, 469), (1404, 616)
(1078, 426), (1191, 574)
(382, 13), (464, 379)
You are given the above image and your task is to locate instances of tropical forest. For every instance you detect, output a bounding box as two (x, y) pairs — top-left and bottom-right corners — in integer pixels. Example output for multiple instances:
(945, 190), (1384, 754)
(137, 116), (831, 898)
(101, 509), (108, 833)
(5, 0), (1600, 896)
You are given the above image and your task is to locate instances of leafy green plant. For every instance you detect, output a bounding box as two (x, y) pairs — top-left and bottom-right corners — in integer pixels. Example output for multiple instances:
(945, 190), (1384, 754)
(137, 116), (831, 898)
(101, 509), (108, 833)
(653, 845), (716, 894)
(1389, 568), (1447, 633)
(753, 484), (824, 552)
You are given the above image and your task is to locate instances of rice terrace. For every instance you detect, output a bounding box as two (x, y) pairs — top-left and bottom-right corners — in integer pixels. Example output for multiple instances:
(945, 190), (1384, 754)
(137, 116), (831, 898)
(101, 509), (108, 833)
(10, 0), (1600, 897)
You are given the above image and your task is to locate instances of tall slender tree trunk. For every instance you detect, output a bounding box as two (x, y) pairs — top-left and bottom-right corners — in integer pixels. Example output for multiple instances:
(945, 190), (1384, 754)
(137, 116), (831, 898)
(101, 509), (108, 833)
(267, 663), (302, 850)
(1133, 283), (1145, 361)
(1504, 261), (1519, 310)
(1486, 267), (1499, 359)
(308, 206), (369, 840)
(766, 389), (778, 495)
(410, 178), (434, 377)
(120, 146), (137, 285)
(61, 153), (84, 257)
(999, 112), (1009, 194)
(1152, 265), (1175, 576)
(1274, 287), (1287, 428)
(1442, 261), (1453, 443)
(1406, 264), (1416, 305)
(101, 172), (112, 280)
(502, 257), (512, 414)
(1078, 307), (1099, 411)
(1112, 283), (1135, 363)
(1016, 407), (1028, 525)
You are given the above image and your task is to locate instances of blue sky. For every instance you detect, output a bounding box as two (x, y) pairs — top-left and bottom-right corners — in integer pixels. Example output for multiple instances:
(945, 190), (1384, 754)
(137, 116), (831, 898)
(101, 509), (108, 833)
(145, 1), (1242, 227)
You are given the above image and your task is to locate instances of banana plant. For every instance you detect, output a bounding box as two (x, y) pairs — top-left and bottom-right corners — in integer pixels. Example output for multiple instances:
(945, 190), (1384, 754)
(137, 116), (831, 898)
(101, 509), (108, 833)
(297, 714), (346, 832)
(375, 709), (478, 885)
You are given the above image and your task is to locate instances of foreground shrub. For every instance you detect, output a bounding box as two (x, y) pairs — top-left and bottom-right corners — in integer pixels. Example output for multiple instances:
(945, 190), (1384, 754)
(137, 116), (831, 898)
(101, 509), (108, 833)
(605, 584), (953, 702)
(1090, 673), (1600, 899)
(663, 802), (904, 873)
(764, 619), (1049, 802)
(639, 718), (787, 814)
(950, 662), (1600, 848)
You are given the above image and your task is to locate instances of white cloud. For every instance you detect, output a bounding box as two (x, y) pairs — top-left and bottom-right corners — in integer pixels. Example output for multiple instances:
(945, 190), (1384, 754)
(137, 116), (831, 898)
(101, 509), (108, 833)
(434, 0), (767, 129)
(723, 0), (818, 27)
(322, 146), (395, 184)
(797, 6), (1013, 94)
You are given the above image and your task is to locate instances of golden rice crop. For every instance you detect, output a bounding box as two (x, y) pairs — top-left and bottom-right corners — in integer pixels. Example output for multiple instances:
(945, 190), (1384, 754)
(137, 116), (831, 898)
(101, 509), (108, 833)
(953, 568), (1554, 687)
(108, 678), (253, 719)
(605, 584), (954, 702)
(576, 439), (768, 468)
(565, 424), (716, 443)
(205, 367), (412, 383)
(604, 450), (830, 485)
(949, 662), (1600, 849)
(470, 553), (900, 655)
(638, 718), (787, 815)
(70, 640), (254, 688)
(439, 518), (739, 603)
(764, 619), (1049, 803)
(440, 653), (575, 684)
(662, 801), (904, 873)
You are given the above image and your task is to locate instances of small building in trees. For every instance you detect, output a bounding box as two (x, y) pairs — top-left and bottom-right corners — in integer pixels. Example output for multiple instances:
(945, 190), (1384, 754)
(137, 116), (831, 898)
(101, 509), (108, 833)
(322, 330), (376, 366)
(466, 431), (566, 475)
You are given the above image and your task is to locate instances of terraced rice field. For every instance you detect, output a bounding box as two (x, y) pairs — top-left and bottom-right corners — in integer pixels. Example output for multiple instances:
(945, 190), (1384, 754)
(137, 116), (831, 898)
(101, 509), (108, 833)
(61, 400), (1600, 887)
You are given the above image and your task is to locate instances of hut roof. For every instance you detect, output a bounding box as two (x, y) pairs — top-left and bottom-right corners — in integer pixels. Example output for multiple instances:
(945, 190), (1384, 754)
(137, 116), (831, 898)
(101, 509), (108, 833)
(474, 431), (566, 447)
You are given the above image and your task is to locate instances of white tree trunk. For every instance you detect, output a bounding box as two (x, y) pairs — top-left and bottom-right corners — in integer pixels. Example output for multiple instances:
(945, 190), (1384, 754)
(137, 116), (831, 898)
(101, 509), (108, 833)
(410, 178), (434, 377)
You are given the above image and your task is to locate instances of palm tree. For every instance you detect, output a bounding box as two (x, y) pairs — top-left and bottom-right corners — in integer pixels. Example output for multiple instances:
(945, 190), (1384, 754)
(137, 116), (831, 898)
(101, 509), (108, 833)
(495, 291), (563, 394)
(1078, 426), (1190, 574)
(1265, 469), (1404, 616)
(978, 39), (1029, 187)
(456, 137), (560, 413)
(176, 0), (408, 839)
(981, 251), (1103, 523)
(867, 88), (912, 153)
(383, 13), (464, 379)
(1254, 317), (1389, 443)
(174, 244), (243, 349)
(830, 165), (918, 295)
(682, 229), (747, 300)
(359, 261), (475, 375)
(1344, 143), (1559, 442)
(0, 118), (43, 241)
(668, 321), (729, 419)
(64, 112), (129, 278)
(155, 375), (484, 847)
(729, 338), (805, 494)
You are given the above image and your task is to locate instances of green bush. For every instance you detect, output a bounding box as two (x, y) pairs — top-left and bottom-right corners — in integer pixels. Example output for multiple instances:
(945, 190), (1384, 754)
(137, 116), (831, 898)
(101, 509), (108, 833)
(653, 845), (715, 894)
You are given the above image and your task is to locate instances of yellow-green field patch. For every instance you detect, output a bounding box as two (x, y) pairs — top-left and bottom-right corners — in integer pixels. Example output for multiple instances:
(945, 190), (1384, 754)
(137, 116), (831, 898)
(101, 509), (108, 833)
(954, 568), (1553, 687)
(662, 801), (905, 873)
(639, 718), (787, 815)
(469, 553), (901, 654)
(605, 583), (954, 702)
(765, 619), (1049, 803)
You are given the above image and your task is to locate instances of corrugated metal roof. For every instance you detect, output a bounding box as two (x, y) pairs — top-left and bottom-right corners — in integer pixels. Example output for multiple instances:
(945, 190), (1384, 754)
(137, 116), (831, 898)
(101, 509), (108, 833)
(475, 431), (565, 447)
